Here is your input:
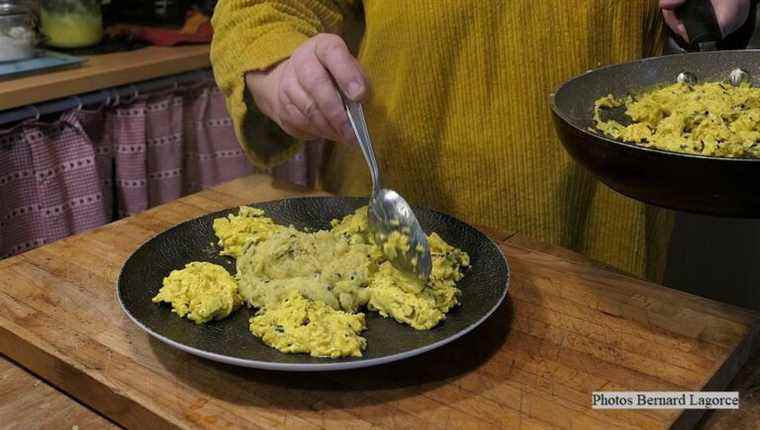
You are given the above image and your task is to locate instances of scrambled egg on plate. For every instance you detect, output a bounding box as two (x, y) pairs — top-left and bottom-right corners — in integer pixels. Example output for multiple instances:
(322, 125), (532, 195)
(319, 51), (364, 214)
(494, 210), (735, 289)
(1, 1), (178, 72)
(152, 262), (242, 324)
(153, 206), (470, 358)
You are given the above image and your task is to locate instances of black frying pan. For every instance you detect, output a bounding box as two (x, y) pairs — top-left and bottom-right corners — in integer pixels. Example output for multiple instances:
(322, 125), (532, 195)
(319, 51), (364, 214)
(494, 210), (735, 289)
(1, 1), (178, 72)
(551, 0), (760, 218)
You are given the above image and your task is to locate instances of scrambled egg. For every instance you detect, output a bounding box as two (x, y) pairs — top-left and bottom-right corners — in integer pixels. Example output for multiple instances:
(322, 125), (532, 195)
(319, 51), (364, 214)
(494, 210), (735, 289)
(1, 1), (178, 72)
(368, 233), (467, 329)
(249, 291), (367, 358)
(211, 206), (287, 258)
(152, 262), (242, 324)
(593, 81), (760, 158)
(156, 205), (470, 358)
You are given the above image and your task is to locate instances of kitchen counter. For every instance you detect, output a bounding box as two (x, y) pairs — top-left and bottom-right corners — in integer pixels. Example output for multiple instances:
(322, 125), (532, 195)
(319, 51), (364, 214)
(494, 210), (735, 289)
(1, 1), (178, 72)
(1, 174), (759, 430)
(0, 44), (210, 111)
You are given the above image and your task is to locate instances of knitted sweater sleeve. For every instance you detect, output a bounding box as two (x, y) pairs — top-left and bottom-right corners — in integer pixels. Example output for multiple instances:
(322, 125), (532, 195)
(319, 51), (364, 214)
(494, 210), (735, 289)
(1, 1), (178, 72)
(210, 0), (356, 167)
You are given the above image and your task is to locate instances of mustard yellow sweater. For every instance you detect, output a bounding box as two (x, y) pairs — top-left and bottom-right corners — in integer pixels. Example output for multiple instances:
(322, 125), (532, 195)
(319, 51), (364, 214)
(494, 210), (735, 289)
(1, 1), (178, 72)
(211, 0), (673, 281)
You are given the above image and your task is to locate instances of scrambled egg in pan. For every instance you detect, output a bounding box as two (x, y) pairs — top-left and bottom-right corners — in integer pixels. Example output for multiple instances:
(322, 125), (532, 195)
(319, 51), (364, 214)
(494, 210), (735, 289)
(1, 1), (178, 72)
(593, 81), (760, 158)
(153, 206), (470, 358)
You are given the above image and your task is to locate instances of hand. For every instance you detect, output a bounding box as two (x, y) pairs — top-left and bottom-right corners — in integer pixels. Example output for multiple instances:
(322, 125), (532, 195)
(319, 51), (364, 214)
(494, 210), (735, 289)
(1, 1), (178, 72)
(245, 33), (368, 144)
(661, 0), (751, 42)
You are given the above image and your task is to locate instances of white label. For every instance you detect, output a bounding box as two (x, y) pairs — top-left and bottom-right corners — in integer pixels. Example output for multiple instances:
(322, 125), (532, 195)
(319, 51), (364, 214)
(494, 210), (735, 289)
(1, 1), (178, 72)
(591, 392), (740, 409)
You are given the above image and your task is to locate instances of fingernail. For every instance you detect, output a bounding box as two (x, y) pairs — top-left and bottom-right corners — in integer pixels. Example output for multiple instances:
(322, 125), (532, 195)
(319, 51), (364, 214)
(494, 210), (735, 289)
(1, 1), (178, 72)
(346, 81), (364, 100)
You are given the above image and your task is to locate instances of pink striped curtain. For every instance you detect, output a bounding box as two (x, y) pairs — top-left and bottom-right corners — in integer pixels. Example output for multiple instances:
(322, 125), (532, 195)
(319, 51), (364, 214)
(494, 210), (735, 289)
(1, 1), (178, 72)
(110, 84), (256, 217)
(0, 79), (325, 258)
(272, 139), (329, 189)
(0, 111), (111, 257)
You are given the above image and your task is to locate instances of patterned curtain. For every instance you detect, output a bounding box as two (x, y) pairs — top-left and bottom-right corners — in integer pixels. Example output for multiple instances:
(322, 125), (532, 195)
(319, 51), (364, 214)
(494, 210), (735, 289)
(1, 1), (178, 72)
(0, 79), (324, 257)
(272, 139), (329, 189)
(0, 111), (111, 257)
(110, 84), (255, 217)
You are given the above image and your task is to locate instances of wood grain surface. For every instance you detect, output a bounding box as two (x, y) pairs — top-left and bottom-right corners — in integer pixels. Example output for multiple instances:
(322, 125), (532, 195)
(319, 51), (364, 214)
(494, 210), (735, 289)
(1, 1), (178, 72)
(0, 355), (116, 430)
(0, 45), (210, 111)
(0, 174), (757, 430)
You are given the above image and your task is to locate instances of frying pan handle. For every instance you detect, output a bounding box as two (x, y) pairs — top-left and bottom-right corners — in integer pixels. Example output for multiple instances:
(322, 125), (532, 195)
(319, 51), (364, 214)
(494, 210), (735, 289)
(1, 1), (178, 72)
(677, 0), (723, 50)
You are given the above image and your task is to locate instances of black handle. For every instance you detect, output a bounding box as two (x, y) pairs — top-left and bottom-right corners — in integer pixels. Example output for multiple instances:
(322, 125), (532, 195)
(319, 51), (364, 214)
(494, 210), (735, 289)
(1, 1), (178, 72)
(677, 0), (722, 48)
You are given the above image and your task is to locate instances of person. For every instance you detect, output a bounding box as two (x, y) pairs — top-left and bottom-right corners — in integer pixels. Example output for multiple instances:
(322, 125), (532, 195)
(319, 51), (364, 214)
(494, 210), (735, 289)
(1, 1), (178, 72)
(210, 0), (750, 281)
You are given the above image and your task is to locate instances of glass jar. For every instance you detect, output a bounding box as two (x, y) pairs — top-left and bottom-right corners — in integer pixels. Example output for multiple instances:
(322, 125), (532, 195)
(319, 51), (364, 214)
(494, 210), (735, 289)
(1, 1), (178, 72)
(0, 1), (40, 62)
(40, 0), (102, 48)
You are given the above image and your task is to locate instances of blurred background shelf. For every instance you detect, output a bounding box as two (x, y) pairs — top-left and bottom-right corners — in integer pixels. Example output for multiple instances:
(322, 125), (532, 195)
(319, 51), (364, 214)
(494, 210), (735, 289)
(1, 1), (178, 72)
(0, 44), (210, 111)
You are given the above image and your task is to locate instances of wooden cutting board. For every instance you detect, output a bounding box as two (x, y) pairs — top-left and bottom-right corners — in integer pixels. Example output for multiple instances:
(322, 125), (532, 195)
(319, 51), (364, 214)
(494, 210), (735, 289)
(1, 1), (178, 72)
(0, 355), (117, 429)
(0, 174), (757, 430)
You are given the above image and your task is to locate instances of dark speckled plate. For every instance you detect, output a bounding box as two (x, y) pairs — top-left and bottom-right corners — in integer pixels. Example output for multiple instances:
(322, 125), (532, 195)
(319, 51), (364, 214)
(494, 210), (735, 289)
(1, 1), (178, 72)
(117, 197), (510, 371)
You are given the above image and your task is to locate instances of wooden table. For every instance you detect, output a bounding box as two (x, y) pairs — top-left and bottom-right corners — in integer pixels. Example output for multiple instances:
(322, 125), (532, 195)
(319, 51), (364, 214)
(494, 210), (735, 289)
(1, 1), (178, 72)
(0, 44), (210, 111)
(0, 355), (116, 429)
(1, 174), (759, 430)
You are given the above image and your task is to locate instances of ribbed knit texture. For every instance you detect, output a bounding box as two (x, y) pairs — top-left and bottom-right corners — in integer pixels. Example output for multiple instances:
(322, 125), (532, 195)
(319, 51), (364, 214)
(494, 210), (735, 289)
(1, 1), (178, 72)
(211, 0), (674, 281)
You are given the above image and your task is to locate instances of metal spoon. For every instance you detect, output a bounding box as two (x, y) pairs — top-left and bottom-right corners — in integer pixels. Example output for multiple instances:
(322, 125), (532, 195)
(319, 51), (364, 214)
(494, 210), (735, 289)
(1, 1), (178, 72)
(337, 92), (432, 281)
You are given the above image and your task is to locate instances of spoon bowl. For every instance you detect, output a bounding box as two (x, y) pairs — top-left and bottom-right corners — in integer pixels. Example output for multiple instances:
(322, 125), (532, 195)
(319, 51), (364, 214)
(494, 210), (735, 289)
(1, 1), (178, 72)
(369, 188), (432, 279)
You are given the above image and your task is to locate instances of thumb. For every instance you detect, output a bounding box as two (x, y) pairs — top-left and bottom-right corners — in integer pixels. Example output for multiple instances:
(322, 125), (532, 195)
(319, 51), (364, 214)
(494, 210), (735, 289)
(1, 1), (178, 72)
(662, 9), (690, 42)
(312, 34), (368, 102)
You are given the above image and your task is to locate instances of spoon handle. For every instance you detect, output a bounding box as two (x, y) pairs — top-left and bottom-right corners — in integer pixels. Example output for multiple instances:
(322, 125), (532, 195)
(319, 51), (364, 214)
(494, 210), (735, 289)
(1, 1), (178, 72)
(338, 93), (383, 191)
